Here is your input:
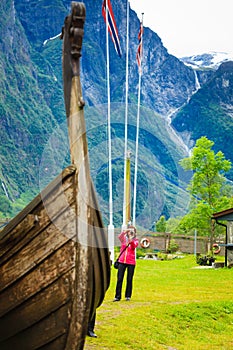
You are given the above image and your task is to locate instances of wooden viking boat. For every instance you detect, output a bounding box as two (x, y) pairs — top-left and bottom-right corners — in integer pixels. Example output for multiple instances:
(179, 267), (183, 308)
(0, 3), (111, 349)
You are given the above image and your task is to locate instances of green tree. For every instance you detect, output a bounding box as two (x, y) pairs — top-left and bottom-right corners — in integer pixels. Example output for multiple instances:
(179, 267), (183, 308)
(166, 216), (182, 234)
(0, 195), (12, 217)
(156, 215), (167, 232)
(179, 136), (233, 252)
(156, 215), (168, 252)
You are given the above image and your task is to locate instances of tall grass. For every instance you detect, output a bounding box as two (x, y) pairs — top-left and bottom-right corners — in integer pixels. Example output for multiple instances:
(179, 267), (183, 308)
(85, 255), (233, 350)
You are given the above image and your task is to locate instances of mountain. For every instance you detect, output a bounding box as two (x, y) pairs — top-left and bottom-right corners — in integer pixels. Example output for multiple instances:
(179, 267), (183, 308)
(180, 52), (233, 70)
(0, 0), (233, 229)
(0, 0), (66, 199)
(171, 60), (233, 179)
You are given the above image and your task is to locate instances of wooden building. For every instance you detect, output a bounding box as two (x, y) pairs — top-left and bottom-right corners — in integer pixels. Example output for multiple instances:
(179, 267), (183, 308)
(212, 208), (233, 267)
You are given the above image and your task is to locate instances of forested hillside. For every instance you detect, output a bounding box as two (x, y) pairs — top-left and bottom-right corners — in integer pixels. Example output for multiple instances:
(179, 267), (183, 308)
(0, 0), (233, 228)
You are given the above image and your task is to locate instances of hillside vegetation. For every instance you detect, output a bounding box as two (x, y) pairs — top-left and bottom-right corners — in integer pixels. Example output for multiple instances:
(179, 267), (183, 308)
(1, 0), (233, 228)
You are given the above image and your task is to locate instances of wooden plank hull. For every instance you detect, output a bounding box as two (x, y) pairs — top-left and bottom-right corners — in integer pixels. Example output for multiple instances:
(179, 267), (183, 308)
(0, 166), (110, 349)
(0, 3), (111, 349)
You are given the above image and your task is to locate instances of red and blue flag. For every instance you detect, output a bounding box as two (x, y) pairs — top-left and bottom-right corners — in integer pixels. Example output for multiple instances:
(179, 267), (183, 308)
(102, 0), (122, 57)
(136, 21), (143, 70)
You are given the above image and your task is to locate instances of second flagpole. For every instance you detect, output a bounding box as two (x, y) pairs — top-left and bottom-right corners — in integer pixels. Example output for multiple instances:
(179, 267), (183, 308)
(133, 13), (144, 226)
(106, 0), (114, 262)
(122, 0), (130, 230)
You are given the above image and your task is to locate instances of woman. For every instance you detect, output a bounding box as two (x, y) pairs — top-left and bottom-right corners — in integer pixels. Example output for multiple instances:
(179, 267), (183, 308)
(113, 226), (139, 301)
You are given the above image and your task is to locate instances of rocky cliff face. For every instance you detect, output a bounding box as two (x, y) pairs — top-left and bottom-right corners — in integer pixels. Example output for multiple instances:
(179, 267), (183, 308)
(83, 1), (198, 116)
(172, 61), (233, 178)
(13, 0), (199, 115)
(1, 0), (233, 226)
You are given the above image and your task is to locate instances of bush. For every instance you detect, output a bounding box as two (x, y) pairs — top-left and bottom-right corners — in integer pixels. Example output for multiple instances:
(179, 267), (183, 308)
(168, 238), (179, 253)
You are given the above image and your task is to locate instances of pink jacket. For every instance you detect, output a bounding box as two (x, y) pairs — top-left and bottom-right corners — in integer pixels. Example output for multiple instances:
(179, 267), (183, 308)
(118, 231), (139, 265)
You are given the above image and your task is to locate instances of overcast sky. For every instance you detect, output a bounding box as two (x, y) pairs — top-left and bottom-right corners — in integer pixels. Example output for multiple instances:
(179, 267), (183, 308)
(130, 0), (233, 57)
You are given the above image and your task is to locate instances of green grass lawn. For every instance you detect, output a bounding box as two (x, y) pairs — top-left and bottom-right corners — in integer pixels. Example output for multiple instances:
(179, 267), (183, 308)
(85, 255), (233, 350)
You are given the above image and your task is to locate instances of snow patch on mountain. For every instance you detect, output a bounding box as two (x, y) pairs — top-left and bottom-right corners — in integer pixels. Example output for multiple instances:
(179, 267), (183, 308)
(180, 52), (233, 70)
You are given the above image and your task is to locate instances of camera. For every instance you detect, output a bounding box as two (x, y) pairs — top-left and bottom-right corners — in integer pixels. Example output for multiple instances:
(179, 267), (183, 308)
(127, 229), (135, 238)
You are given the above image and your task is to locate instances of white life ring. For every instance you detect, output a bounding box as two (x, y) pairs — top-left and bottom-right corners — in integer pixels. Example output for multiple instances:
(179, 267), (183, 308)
(213, 243), (221, 254)
(140, 237), (150, 249)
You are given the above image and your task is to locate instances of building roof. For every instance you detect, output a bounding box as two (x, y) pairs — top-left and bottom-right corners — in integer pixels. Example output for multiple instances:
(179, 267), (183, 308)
(212, 207), (233, 221)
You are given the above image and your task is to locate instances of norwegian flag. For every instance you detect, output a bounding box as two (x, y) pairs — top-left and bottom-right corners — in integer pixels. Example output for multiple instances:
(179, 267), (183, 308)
(136, 21), (143, 70)
(102, 0), (122, 57)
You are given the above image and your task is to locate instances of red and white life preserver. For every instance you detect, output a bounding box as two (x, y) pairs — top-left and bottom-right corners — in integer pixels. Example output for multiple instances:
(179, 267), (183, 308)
(213, 243), (221, 254)
(140, 237), (150, 249)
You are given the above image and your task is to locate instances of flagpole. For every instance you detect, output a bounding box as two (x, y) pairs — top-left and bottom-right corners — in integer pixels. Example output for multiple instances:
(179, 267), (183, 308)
(122, 0), (130, 231)
(132, 13), (144, 226)
(125, 150), (132, 224)
(106, 0), (114, 262)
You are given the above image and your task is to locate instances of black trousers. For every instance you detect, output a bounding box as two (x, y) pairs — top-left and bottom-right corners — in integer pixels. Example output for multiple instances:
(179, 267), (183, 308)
(115, 263), (135, 300)
(88, 311), (96, 332)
